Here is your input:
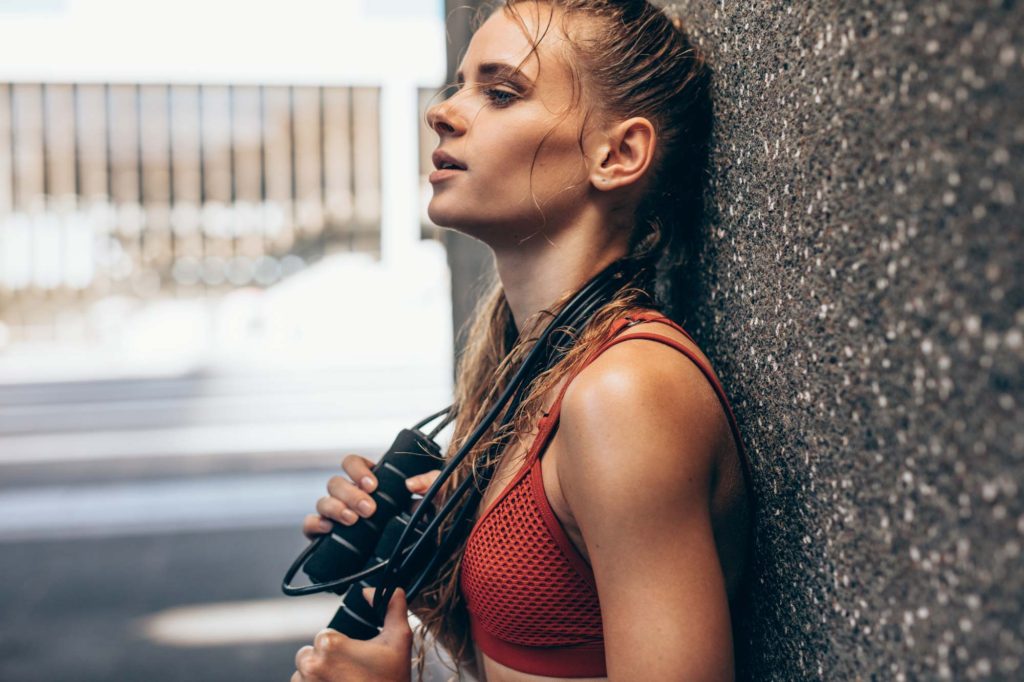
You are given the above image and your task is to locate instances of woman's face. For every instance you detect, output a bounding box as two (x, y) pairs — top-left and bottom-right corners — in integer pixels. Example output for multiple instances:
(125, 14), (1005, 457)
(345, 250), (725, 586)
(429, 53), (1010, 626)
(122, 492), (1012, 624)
(425, 2), (601, 249)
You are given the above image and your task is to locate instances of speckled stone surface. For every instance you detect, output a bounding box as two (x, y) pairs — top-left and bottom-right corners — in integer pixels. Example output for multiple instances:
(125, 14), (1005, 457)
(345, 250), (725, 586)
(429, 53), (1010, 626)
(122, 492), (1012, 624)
(653, 1), (1024, 679)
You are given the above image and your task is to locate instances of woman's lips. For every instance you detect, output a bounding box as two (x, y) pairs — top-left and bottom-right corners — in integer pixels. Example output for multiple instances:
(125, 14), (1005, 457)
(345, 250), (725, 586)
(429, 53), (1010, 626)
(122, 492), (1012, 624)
(429, 168), (465, 183)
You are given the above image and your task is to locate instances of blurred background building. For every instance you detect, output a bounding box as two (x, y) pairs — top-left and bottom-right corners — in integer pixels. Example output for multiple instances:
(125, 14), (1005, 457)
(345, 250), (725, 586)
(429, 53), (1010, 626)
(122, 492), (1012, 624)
(0, 1), (462, 680)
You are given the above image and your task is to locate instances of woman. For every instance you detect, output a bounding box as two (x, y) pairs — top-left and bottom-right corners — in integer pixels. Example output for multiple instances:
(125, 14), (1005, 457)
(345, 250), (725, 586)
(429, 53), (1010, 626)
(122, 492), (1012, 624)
(294, 1), (751, 680)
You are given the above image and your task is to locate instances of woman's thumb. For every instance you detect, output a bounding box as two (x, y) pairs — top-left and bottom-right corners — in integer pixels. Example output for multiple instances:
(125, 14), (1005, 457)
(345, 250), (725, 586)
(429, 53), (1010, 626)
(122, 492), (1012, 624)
(406, 470), (440, 493)
(382, 587), (410, 634)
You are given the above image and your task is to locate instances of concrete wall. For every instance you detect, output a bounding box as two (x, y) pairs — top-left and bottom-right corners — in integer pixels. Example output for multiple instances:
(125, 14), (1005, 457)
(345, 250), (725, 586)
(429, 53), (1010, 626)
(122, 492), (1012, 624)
(441, 1), (1023, 678)
(660, 1), (1023, 679)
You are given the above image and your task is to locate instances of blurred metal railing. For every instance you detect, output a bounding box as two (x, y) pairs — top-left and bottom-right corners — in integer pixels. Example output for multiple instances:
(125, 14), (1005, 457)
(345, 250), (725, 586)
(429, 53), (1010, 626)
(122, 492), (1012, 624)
(0, 82), (382, 341)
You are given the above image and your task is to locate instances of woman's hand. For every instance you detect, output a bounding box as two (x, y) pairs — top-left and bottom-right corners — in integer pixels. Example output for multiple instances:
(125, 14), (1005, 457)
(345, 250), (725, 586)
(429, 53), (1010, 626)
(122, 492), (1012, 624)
(291, 587), (413, 682)
(302, 454), (442, 540)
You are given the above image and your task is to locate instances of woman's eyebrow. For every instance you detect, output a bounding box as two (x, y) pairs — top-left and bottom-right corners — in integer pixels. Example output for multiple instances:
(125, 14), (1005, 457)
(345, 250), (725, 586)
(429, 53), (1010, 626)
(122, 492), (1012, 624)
(455, 62), (535, 89)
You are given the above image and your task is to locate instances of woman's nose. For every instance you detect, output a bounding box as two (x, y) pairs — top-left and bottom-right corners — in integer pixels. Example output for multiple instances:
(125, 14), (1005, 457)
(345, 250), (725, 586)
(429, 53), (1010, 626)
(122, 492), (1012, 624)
(426, 93), (466, 137)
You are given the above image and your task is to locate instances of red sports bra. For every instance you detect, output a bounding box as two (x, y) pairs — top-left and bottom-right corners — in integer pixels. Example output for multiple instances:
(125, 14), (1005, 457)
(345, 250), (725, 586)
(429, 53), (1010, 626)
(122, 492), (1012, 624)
(458, 310), (749, 678)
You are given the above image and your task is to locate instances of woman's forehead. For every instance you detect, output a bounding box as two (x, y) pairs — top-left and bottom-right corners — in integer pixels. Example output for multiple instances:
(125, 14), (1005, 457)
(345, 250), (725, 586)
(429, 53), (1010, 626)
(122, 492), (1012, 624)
(460, 3), (574, 87)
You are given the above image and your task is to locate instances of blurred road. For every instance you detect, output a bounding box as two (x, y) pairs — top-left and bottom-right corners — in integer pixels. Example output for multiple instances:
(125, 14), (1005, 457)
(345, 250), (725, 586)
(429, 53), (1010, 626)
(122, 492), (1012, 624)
(0, 520), (317, 681)
(0, 462), (362, 679)
(0, 362), (449, 465)
(0, 353), (460, 680)
(0, 460), (462, 682)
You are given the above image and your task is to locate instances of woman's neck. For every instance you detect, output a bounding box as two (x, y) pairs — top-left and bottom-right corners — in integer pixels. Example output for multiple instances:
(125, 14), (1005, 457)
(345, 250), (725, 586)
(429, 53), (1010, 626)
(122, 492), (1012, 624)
(492, 226), (629, 334)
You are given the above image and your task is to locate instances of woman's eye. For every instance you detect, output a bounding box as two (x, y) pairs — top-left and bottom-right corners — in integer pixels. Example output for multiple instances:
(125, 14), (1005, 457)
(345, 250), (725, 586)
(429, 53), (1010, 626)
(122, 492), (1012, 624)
(484, 89), (518, 107)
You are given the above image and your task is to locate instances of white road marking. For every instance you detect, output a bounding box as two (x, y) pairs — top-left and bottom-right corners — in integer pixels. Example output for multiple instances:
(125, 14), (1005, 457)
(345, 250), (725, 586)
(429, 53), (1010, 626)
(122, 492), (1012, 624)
(138, 594), (342, 646)
(137, 597), (467, 680)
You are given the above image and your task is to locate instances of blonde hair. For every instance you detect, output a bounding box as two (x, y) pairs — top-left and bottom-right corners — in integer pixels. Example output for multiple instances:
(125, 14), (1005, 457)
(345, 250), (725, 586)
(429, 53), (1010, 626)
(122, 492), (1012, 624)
(410, 1), (712, 679)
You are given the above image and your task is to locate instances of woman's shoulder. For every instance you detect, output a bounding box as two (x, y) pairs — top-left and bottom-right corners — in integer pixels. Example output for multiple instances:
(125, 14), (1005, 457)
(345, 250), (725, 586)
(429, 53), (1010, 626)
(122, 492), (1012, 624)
(554, 310), (737, 478)
(574, 322), (722, 414)
(563, 312), (729, 438)
(553, 313), (733, 530)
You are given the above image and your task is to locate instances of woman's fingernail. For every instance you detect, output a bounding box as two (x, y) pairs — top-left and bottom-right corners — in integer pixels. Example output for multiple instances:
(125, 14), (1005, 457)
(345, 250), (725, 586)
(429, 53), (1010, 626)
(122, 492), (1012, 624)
(357, 499), (374, 516)
(405, 478), (417, 490)
(319, 519), (333, 532)
(341, 509), (358, 524)
(361, 476), (376, 491)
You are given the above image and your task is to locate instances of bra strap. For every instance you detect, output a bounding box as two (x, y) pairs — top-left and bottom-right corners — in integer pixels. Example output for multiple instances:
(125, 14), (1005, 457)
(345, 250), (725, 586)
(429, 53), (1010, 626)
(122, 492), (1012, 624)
(542, 312), (746, 466)
(544, 311), (690, 419)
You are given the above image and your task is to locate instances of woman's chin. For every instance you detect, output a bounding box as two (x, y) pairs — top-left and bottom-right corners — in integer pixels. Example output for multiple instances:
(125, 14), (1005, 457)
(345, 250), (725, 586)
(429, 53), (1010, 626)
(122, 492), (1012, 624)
(427, 215), (491, 246)
(427, 201), (521, 246)
(427, 203), (475, 234)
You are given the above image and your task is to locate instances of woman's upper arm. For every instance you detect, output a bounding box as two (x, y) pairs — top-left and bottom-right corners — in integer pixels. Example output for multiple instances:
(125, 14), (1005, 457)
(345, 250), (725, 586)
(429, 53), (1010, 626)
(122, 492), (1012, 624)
(558, 340), (735, 681)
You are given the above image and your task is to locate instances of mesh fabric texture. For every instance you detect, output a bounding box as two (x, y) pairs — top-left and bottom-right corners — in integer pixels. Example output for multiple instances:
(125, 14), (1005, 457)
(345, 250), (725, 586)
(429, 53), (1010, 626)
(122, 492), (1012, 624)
(460, 450), (604, 648)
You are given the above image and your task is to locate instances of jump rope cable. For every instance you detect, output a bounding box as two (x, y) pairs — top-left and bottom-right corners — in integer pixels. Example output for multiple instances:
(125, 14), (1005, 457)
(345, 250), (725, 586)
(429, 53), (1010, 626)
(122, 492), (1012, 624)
(371, 259), (636, 619)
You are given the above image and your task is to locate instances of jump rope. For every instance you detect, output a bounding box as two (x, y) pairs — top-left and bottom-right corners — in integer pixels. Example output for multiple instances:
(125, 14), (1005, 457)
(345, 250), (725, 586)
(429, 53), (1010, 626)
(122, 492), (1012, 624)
(282, 257), (648, 638)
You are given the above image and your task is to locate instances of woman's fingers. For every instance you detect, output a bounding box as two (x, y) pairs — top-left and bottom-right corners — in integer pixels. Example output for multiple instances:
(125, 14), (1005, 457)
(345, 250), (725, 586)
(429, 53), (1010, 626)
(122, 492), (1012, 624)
(302, 513), (334, 540)
(327, 474), (376, 519)
(316, 492), (360, 525)
(379, 588), (412, 648)
(301, 453), (379, 542)
(360, 586), (412, 646)
(341, 454), (378, 493)
(294, 644), (314, 671)
(303, 456), (442, 542)
(405, 469), (441, 494)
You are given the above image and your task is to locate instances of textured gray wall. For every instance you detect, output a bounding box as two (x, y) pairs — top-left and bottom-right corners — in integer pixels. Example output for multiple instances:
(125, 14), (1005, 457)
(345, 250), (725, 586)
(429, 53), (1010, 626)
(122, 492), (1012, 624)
(440, 0), (1023, 678)
(658, 1), (1023, 679)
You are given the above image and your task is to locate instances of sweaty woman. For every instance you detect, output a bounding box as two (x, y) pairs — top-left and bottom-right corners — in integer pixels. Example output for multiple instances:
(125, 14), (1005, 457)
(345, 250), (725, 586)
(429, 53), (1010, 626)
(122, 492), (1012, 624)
(294, 1), (751, 680)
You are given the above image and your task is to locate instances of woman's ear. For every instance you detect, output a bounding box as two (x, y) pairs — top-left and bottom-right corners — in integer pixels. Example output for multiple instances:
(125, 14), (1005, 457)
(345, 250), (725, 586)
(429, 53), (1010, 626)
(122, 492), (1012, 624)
(590, 117), (656, 191)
